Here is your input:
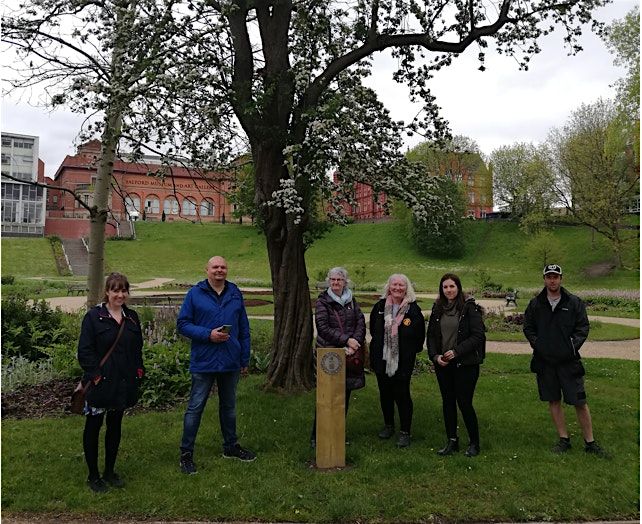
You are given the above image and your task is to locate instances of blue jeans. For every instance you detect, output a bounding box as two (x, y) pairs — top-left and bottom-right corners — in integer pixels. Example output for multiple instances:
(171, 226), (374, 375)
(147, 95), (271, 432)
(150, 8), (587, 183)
(180, 371), (240, 453)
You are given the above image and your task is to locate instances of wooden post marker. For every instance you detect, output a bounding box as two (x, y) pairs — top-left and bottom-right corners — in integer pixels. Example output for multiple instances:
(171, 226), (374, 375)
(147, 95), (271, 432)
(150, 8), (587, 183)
(315, 348), (346, 469)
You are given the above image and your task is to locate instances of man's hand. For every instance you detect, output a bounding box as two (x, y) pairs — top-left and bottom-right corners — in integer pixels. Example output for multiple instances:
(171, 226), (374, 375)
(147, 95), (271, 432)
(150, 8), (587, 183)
(240, 366), (249, 377)
(436, 355), (449, 367)
(209, 327), (230, 343)
(442, 349), (456, 362)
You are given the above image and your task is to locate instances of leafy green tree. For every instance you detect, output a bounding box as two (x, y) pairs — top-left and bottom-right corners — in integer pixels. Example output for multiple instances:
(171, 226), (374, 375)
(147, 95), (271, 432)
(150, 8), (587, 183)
(2, 0), (187, 307)
(547, 99), (639, 267)
(490, 143), (556, 232)
(526, 231), (564, 270)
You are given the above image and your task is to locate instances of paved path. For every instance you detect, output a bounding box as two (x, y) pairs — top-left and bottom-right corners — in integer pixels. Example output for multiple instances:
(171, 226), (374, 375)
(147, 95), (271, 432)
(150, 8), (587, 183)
(45, 285), (640, 361)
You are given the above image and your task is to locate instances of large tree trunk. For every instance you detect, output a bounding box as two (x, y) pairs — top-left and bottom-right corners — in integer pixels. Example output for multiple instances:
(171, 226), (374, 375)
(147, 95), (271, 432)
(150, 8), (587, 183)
(257, 144), (315, 391)
(86, 112), (122, 308)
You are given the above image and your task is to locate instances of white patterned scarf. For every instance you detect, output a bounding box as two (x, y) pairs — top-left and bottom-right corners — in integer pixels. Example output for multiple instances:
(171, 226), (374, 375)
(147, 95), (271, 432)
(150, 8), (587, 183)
(383, 295), (410, 377)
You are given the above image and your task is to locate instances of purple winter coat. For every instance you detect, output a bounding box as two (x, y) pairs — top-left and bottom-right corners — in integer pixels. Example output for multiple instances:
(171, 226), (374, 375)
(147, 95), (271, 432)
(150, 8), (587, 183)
(314, 291), (366, 348)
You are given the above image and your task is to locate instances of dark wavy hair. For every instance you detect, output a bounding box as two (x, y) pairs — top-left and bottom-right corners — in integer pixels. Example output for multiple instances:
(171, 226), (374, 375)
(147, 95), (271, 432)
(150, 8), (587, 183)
(436, 272), (465, 311)
(103, 272), (130, 302)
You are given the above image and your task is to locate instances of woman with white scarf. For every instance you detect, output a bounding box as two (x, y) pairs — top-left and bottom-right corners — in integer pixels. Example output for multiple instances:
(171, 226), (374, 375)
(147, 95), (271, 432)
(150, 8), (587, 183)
(369, 274), (425, 448)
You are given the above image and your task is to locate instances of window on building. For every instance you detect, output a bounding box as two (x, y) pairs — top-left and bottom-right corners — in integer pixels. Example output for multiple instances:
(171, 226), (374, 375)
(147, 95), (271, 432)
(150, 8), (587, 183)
(467, 176), (475, 186)
(22, 201), (42, 223)
(2, 200), (18, 222)
(125, 195), (141, 219)
(182, 197), (197, 216)
(163, 196), (179, 215)
(145, 196), (160, 214)
(200, 199), (215, 216)
(53, 195), (58, 204)
(468, 191), (475, 204)
(1, 137), (11, 147)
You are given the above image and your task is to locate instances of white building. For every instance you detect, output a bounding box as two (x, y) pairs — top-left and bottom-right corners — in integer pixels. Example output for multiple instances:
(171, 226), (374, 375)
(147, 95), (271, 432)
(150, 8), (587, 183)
(1, 132), (46, 236)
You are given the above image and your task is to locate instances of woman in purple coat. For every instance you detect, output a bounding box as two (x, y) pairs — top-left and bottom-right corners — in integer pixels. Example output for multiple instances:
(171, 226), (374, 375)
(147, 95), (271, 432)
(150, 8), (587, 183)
(310, 267), (366, 448)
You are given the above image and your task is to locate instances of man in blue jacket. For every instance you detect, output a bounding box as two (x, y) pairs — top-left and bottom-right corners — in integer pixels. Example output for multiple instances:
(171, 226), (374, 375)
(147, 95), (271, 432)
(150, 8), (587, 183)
(523, 264), (606, 457)
(178, 256), (255, 474)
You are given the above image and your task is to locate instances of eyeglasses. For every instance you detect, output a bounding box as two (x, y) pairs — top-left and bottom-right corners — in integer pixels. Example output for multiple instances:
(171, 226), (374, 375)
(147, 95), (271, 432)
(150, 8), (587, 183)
(330, 278), (345, 282)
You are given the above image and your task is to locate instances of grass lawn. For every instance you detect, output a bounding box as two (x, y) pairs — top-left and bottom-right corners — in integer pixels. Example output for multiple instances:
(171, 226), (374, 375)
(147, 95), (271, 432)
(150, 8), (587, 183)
(4, 221), (638, 292)
(1, 238), (58, 277)
(486, 321), (640, 342)
(2, 354), (638, 522)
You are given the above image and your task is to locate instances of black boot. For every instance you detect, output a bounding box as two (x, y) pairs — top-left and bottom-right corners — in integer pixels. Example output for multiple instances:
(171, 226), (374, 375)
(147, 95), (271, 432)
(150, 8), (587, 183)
(464, 443), (480, 457)
(437, 438), (459, 456)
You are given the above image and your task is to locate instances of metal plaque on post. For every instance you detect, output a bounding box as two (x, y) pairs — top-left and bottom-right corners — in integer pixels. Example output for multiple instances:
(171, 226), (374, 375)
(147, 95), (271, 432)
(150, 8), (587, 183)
(316, 348), (346, 469)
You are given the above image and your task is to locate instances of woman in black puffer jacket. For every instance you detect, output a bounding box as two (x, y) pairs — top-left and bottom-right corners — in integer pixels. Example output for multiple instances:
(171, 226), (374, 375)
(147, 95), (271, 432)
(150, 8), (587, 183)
(310, 267), (366, 448)
(77, 273), (144, 492)
(426, 273), (485, 458)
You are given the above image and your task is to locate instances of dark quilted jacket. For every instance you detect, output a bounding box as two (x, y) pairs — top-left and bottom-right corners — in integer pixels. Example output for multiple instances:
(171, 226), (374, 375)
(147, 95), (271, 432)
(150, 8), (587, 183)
(314, 291), (366, 348)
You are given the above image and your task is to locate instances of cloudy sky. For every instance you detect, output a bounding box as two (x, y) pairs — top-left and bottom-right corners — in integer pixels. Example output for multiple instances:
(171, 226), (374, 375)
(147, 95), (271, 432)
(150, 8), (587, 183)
(1, 1), (636, 179)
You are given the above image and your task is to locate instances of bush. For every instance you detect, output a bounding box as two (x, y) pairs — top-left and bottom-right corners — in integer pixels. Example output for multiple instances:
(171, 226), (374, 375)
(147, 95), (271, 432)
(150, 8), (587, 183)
(475, 269), (503, 293)
(1, 275), (15, 285)
(1, 295), (76, 361)
(1, 356), (63, 393)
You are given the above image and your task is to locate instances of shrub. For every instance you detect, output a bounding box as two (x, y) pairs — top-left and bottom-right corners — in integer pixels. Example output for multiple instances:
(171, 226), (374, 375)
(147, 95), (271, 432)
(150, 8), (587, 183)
(1, 356), (63, 393)
(139, 341), (192, 407)
(1, 295), (76, 361)
(1, 275), (15, 285)
(475, 269), (503, 292)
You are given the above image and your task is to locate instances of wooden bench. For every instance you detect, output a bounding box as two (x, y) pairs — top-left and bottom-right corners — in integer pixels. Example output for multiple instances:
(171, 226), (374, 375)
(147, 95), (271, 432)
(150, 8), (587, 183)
(67, 284), (88, 296)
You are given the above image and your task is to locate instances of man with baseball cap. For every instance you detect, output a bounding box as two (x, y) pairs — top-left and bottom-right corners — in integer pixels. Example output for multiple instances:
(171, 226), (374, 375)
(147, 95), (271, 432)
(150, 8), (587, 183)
(523, 264), (607, 456)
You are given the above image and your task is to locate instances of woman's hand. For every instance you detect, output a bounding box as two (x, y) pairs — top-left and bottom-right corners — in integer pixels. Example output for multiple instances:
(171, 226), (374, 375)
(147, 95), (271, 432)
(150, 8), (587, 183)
(442, 349), (456, 362)
(346, 337), (361, 352)
(436, 355), (449, 367)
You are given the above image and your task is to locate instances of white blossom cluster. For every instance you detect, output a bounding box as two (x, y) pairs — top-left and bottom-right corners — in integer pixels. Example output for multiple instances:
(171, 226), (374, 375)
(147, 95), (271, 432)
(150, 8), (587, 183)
(267, 178), (305, 225)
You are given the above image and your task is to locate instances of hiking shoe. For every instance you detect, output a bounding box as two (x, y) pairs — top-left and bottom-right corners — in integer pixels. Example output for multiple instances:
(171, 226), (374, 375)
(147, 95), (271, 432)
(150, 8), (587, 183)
(378, 425), (395, 439)
(464, 443), (480, 457)
(397, 431), (411, 448)
(180, 451), (197, 474)
(437, 438), (459, 456)
(585, 440), (609, 458)
(87, 477), (108, 493)
(552, 438), (572, 453)
(103, 471), (125, 488)
(223, 444), (256, 462)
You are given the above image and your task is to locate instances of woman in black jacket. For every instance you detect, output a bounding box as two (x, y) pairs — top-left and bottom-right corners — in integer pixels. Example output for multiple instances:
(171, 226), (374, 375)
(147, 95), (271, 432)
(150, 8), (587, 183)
(426, 273), (485, 457)
(370, 274), (425, 448)
(77, 273), (144, 492)
(311, 267), (366, 448)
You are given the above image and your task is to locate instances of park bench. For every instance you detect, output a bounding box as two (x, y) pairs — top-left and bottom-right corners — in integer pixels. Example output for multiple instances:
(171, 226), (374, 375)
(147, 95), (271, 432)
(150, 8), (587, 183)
(67, 284), (88, 296)
(505, 290), (518, 307)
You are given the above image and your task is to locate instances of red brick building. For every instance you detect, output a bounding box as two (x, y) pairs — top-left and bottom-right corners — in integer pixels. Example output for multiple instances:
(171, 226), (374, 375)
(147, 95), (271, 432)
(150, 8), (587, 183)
(45, 140), (235, 238)
(336, 151), (493, 221)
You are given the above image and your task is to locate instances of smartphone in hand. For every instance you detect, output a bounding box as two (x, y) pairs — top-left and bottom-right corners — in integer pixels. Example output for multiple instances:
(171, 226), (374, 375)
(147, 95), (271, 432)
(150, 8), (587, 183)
(218, 324), (232, 334)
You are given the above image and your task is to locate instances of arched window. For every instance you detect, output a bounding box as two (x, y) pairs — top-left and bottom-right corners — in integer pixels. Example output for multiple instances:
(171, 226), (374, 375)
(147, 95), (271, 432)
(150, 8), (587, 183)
(125, 195), (141, 220)
(145, 195), (160, 214)
(163, 196), (179, 215)
(200, 199), (215, 216)
(182, 197), (197, 216)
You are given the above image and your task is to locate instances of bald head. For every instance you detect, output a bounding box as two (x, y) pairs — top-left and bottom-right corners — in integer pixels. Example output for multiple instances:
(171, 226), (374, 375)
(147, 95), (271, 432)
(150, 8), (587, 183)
(206, 256), (228, 290)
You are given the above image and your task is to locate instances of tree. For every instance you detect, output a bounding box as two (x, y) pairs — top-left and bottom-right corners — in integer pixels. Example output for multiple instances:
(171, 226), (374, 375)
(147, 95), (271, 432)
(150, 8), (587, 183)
(526, 231), (564, 270)
(155, 0), (608, 390)
(546, 99), (639, 267)
(490, 143), (556, 232)
(2, 0), (186, 307)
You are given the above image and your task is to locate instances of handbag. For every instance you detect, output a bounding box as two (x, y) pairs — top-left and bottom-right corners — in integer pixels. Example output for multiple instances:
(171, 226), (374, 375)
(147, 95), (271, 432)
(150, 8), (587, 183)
(332, 306), (366, 390)
(70, 319), (126, 414)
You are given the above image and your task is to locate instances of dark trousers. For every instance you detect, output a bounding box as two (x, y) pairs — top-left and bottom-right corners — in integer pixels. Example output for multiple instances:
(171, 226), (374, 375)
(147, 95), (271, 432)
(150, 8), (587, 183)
(180, 371), (240, 453)
(310, 388), (351, 440)
(435, 364), (480, 444)
(83, 409), (124, 480)
(376, 373), (413, 433)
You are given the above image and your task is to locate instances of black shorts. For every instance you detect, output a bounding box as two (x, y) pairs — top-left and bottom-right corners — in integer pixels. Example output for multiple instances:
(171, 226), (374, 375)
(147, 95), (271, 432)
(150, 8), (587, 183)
(536, 360), (587, 405)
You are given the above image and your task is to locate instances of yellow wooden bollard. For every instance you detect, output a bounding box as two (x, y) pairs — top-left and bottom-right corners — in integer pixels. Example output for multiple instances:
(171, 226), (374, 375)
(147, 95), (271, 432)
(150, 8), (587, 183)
(316, 348), (346, 469)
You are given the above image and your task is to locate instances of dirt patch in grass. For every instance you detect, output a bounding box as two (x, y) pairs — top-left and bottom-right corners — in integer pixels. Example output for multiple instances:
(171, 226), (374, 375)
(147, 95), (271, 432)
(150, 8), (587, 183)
(1, 378), (77, 419)
(583, 260), (616, 278)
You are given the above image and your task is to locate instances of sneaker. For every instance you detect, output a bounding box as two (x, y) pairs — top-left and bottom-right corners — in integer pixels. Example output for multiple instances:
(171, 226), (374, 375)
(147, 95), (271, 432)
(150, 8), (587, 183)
(397, 431), (411, 448)
(87, 477), (108, 493)
(223, 443), (256, 462)
(102, 471), (125, 488)
(180, 451), (197, 474)
(552, 438), (572, 453)
(464, 443), (480, 457)
(378, 425), (395, 439)
(310, 438), (316, 449)
(585, 440), (609, 458)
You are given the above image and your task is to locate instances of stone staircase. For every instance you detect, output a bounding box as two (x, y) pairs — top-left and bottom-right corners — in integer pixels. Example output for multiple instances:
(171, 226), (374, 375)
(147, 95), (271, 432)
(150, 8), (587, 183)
(61, 238), (89, 276)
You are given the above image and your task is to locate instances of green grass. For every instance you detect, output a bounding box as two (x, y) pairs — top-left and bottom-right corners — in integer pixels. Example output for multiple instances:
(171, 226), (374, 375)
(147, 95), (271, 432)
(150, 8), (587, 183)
(1, 220), (639, 290)
(487, 321), (639, 342)
(1, 238), (58, 277)
(2, 354), (638, 521)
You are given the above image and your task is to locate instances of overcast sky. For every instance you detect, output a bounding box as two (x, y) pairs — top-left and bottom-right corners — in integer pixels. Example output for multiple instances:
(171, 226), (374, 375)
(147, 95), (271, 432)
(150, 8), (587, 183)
(1, 1), (636, 179)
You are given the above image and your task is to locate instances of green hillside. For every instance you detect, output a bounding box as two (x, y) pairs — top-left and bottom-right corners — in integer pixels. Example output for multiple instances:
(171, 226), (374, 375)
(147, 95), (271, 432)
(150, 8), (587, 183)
(1, 220), (639, 290)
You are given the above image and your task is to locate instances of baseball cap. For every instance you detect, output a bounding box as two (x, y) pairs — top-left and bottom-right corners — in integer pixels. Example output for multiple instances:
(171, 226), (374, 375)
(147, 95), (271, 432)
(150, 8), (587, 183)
(543, 264), (562, 276)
